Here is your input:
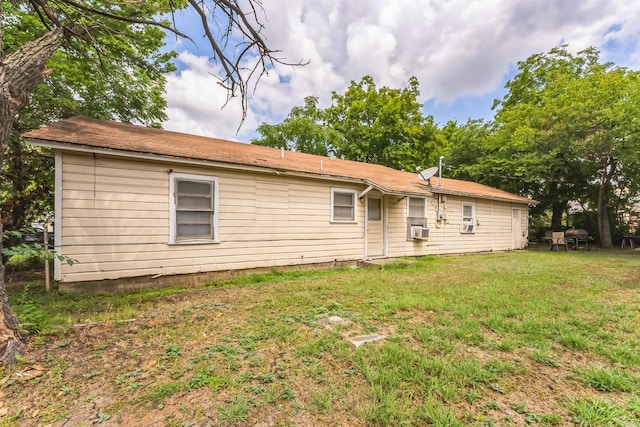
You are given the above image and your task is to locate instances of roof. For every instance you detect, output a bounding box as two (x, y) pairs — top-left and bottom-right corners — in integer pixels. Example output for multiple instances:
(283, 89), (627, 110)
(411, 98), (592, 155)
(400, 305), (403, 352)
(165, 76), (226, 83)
(23, 116), (536, 205)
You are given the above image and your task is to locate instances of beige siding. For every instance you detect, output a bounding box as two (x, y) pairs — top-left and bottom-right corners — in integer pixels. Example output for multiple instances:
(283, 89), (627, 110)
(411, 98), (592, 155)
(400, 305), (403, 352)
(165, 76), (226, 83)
(58, 153), (364, 282)
(386, 194), (526, 257)
(57, 152), (531, 283)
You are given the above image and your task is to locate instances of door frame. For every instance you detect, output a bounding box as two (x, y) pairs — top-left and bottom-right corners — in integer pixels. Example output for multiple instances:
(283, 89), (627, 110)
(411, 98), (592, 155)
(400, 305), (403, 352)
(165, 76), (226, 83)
(512, 207), (523, 250)
(365, 195), (386, 259)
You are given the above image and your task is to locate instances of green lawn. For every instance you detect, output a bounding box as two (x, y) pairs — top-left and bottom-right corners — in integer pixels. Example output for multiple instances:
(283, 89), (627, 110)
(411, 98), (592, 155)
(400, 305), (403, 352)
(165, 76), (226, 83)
(3, 251), (640, 426)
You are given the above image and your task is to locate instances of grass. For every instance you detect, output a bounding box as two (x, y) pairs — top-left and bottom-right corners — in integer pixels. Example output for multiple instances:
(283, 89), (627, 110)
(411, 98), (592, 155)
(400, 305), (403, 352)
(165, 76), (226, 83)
(3, 250), (640, 426)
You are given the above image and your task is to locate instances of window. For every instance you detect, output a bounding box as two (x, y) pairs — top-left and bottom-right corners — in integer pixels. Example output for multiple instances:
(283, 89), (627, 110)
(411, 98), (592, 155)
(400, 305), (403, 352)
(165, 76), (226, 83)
(368, 198), (381, 221)
(170, 173), (218, 243)
(331, 189), (357, 222)
(461, 202), (475, 233)
(408, 197), (426, 217)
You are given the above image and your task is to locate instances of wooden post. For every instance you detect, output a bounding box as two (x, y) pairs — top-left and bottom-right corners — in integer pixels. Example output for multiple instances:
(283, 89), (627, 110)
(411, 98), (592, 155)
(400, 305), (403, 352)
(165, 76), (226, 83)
(44, 226), (50, 292)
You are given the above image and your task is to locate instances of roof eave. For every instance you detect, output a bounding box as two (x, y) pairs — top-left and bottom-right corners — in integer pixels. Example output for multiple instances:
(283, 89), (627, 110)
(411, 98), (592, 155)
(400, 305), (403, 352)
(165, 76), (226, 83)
(429, 187), (538, 205)
(26, 136), (526, 203)
(25, 138), (379, 189)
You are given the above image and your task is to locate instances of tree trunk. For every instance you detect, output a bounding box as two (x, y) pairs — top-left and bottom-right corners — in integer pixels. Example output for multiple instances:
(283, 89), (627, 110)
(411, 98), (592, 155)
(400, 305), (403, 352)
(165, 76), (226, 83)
(5, 133), (27, 229)
(596, 159), (616, 249)
(597, 181), (613, 248)
(0, 28), (65, 366)
(551, 201), (566, 231)
(0, 246), (25, 366)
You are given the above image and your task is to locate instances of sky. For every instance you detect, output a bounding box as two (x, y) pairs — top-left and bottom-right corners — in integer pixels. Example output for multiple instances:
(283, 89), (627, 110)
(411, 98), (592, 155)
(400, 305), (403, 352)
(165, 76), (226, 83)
(161, 0), (640, 142)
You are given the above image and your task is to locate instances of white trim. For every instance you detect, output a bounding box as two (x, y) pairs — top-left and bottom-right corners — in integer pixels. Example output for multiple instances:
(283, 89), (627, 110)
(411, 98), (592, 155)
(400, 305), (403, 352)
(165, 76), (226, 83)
(427, 187), (534, 206)
(330, 188), (358, 223)
(461, 202), (476, 234)
(383, 197), (388, 256)
(364, 199), (368, 259)
(169, 172), (219, 244)
(512, 207), (523, 250)
(26, 140), (372, 186)
(54, 151), (63, 281)
(364, 195), (386, 259)
(26, 140), (443, 201)
(358, 185), (375, 199)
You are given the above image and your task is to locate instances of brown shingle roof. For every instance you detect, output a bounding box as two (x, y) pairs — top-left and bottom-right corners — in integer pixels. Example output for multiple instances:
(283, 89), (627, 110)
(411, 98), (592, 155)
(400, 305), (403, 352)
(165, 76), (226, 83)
(23, 116), (536, 204)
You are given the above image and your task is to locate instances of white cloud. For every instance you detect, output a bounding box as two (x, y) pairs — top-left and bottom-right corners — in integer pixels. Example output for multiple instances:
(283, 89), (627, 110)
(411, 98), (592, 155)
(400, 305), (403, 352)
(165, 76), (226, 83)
(163, 0), (640, 138)
(163, 52), (259, 141)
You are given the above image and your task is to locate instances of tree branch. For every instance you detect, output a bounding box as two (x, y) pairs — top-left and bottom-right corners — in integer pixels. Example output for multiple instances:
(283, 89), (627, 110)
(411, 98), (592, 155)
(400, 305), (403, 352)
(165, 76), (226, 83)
(55, 0), (193, 41)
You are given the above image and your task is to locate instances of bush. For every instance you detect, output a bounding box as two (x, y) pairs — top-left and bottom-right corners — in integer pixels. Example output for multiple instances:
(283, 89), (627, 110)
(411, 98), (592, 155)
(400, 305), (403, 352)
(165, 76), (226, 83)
(12, 286), (49, 333)
(6, 253), (45, 271)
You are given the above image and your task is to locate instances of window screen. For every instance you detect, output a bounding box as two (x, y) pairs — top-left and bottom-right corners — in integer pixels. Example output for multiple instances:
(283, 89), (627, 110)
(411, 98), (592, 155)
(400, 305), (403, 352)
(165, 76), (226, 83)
(174, 177), (215, 241)
(332, 190), (356, 221)
(408, 197), (425, 217)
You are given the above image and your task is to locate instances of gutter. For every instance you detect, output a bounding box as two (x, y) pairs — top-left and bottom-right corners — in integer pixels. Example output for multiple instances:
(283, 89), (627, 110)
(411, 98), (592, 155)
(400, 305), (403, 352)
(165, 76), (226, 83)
(428, 187), (538, 206)
(25, 138), (365, 186)
(29, 138), (522, 202)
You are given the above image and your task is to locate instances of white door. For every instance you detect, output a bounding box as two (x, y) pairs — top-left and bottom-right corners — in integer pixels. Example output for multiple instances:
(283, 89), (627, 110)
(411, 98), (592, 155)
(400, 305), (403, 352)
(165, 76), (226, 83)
(366, 196), (385, 258)
(512, 208), (522, 250)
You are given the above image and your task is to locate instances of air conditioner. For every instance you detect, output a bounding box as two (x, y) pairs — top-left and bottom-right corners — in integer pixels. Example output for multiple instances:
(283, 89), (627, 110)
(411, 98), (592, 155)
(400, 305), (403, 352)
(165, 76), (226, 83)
(411, 226), (430, 240)
(461, 223), (475, 233)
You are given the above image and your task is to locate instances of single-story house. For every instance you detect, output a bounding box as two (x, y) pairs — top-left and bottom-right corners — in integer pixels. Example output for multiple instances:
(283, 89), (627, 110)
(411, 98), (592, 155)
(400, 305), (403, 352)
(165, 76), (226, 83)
(24, 116), (537, 291)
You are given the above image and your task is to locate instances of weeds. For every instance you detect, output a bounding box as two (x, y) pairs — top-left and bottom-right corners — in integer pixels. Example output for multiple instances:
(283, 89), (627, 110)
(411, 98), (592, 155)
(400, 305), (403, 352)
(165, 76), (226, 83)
(5, 251), (640, 426)
(564, 396), (629, 427)
(574, 367), (639, 392)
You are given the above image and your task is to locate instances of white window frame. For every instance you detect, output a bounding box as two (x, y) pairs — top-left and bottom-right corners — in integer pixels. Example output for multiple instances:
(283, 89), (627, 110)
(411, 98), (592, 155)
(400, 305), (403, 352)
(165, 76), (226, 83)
(169, 173), (219, 244)
(407, 197), (426, 218)
(461, 202), (476, 234)
(331, 188), (358, 223)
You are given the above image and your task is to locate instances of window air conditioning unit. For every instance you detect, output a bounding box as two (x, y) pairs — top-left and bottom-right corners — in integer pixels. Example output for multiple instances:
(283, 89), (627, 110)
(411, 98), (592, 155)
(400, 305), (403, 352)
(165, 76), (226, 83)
(461, 223), (475, 233)
(411, 226), (430, 240)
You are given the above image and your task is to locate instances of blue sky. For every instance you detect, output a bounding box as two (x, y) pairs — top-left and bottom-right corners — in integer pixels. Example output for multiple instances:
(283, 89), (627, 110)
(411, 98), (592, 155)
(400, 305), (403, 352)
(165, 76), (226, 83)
(161, 0), (640, 141)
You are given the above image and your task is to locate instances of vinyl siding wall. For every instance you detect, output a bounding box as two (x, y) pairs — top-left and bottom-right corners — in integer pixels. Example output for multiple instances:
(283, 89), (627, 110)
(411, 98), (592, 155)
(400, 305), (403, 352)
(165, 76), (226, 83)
(385, 194), (528, 257)
(58, 153), (364, 282)
(57, 152), (529, 283)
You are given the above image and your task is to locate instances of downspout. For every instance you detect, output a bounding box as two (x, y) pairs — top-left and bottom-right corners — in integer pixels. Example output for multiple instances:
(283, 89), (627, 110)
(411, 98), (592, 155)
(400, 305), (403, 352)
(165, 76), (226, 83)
(54, 151), (63, 281)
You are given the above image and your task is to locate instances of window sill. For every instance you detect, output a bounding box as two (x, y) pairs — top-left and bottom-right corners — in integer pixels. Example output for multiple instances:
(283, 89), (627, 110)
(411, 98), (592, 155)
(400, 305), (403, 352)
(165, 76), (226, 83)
(330, 220), (358, 224)
(168, 239), (219, 245)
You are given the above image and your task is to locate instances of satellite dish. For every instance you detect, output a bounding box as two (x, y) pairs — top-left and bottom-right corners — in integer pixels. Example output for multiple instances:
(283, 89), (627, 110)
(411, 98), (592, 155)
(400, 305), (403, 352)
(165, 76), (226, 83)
(418, 166), (439, 181)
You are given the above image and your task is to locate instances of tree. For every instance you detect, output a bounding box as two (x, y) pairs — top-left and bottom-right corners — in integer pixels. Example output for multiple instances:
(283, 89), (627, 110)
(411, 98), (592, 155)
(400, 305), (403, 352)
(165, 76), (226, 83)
(2, 1), (175, 231)
(438, 119), (493, 183)
(489, 46), (640, 244)
(0, 0), (298, 366)
(325, 75), (435, 171)
(254, 76), (441, 171)
(252, 96), (343, 156)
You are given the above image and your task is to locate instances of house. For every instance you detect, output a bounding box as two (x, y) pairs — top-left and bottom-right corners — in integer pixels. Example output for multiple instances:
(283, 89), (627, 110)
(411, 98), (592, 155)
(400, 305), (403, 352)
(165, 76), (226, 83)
(24, 116), (537, 291)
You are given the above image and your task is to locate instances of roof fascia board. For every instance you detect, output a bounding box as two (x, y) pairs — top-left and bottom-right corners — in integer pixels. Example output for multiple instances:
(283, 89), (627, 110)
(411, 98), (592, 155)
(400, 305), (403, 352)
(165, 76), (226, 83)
(26, 138), (365, 186)
(360, 180), (432, 198)
(429, 187), (537, 206)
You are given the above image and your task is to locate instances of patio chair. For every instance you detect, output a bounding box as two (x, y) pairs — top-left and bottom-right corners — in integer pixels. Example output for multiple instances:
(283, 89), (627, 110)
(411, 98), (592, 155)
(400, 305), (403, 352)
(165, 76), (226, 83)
(527, 235), (540, 250)
(550, 231), (568, 252)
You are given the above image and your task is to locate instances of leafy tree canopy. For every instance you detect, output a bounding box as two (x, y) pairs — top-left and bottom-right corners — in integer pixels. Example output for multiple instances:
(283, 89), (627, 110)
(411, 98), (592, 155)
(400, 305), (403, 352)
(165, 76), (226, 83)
(488, 45), (640, 244)
(1, 1), (177, 229)
(254, 75), (442, 171)
(252, 96), (343, 156)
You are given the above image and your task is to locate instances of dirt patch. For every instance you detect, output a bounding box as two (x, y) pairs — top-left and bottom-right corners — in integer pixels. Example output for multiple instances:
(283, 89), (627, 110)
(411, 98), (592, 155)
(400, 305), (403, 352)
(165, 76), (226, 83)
(2, 276), (639, 426)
